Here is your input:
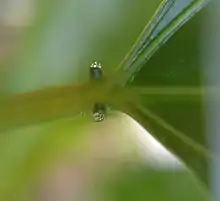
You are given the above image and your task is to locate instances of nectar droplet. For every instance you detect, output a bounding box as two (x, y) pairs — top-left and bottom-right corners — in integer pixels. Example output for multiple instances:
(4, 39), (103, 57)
(92, 103), (106, 122)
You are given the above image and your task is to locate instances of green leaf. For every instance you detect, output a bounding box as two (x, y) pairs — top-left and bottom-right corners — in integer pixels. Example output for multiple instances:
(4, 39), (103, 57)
(114, 0), (210, 85)
(102, 167), (212, 201)
(116, 0), (213, 186)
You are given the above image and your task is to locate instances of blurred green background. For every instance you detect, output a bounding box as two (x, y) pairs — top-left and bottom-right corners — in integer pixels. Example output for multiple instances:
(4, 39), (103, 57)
(0, 0), (215, 201)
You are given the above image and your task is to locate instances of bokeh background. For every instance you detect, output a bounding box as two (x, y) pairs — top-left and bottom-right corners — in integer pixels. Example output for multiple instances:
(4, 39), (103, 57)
(0, 1), (216, 201)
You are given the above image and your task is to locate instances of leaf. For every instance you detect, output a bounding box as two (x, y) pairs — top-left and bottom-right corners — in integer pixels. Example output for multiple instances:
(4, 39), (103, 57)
(116, 1), (213, 186)
(113, 0), (210, 85)
(102, 167), (212, 201)
(115, 99), (210, 184)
